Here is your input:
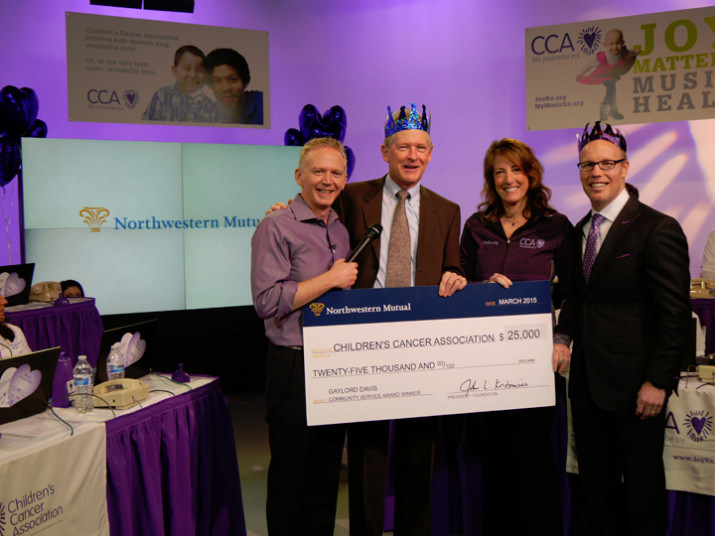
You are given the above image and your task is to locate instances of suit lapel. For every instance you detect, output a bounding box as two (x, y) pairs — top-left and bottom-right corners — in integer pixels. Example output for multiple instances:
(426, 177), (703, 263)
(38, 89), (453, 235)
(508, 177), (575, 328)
(360, 178), (385, 263)
(587, 194), (640, 287)
(416, 185), (436, 270)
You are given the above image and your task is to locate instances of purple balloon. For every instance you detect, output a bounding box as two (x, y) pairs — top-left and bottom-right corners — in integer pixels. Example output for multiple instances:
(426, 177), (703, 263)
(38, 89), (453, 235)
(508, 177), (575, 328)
(0, 136), (21, 186)
(284, 128), (305, 146)
(26, 118), (48, 139)
(0, 86), (36, 136)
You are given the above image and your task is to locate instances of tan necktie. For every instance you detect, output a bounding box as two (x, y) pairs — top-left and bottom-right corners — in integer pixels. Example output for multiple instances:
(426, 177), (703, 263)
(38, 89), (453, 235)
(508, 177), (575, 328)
(385, 190), (411, 288)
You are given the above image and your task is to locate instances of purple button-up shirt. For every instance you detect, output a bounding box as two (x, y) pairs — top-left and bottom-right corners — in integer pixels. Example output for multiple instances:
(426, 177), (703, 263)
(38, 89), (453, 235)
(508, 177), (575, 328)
(251, 194), (351, 346)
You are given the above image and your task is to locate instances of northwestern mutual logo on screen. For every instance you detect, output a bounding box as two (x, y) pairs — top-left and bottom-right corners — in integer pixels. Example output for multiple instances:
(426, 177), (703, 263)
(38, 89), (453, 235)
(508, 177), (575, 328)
(80, 207), (259, 232)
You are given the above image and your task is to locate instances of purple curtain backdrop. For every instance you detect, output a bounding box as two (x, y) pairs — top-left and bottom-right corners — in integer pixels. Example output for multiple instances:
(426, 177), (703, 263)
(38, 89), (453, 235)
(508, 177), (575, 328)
(0, 0), (713, 274)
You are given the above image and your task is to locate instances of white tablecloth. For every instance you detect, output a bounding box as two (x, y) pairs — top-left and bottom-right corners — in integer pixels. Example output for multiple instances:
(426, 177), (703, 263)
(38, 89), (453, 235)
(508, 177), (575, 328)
(0, 374), (214, 536)
(664, 375), (715, 495)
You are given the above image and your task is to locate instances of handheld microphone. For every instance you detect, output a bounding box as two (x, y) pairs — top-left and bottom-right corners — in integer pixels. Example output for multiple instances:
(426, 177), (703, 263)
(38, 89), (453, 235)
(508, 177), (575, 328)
(347, 223), (383, 262)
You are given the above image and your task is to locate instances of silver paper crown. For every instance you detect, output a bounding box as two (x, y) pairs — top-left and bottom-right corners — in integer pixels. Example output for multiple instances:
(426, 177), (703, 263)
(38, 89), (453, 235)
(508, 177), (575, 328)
(578, 121), (627, 152)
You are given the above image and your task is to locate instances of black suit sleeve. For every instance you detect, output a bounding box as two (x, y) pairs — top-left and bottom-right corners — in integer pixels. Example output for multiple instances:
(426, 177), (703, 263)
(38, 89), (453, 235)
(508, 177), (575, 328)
(553, 216), (576, 342)
(642, 215), (691, 390)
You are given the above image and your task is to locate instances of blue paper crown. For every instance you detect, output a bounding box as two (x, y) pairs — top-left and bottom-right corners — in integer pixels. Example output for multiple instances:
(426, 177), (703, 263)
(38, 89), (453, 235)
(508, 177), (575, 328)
(577, 121), (627, 153)
(384, 103), (431, 138)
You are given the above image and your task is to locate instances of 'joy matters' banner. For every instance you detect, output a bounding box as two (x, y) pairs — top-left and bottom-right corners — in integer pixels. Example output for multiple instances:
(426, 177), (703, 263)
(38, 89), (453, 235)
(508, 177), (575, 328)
(525, 7), (715, 130)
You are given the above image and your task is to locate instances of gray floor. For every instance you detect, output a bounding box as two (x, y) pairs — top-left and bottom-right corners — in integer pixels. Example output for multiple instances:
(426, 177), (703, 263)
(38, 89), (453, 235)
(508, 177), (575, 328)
(226, 389), (353, 536)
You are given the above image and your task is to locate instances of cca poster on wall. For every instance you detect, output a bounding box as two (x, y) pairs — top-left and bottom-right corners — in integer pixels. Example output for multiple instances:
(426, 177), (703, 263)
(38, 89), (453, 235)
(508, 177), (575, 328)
(525, 6), (715, 131)
(66, 12), (269, 127)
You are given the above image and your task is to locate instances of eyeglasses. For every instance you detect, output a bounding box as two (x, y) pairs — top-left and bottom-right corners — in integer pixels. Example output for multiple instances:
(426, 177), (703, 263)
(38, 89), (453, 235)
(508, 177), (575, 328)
(577, 159), (626, 172)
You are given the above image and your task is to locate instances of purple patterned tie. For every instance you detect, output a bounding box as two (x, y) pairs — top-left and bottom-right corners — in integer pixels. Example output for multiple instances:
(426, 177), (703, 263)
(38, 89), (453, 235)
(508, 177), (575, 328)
(385, 190), (411, 288)
(583, 213), (605, 282)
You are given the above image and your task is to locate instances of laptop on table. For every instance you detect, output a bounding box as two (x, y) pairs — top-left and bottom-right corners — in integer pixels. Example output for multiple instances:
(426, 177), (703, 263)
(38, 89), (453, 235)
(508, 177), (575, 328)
(0, 263), (35, 306)
(0, 346), (61, 425)
(96, 319), (159, 383)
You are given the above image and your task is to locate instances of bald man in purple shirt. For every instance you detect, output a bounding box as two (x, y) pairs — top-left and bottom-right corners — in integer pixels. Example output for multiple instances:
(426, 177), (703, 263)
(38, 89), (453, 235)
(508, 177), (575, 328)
(251, 137), (358, 536)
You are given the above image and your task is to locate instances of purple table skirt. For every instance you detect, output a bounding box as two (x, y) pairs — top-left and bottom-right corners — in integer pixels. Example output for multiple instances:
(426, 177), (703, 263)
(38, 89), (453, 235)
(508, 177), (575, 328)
(105, 378), (246, 536)
(692, 298), (715, 355)
(426, 375), (715, 535)
(6, 298), (104, 367)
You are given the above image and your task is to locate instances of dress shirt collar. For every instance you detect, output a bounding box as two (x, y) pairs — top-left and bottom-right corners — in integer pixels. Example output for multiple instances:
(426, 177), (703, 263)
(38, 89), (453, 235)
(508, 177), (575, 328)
(385, 174), (421, 204)
(589, 187), (630, 224)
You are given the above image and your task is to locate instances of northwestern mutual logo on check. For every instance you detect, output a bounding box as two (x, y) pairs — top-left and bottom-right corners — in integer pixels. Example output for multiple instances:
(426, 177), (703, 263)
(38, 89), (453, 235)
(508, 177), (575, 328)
(302, 281), (555, 425)
(309, 302), (413, 317)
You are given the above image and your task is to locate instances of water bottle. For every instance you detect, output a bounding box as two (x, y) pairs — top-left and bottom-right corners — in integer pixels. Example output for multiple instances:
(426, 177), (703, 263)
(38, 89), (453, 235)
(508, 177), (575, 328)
(72, 355), (94, 413)
(106, 342), (125, 384)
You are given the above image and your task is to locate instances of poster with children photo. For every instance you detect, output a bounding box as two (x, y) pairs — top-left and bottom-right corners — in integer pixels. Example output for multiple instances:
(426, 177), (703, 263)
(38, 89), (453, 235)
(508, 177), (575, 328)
(66, 12), (269, 127)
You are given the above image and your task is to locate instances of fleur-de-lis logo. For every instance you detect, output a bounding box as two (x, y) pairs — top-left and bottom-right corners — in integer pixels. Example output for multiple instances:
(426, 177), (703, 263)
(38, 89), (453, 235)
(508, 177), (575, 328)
(309, 303), (325, 316)
(80, 207), (110, 232)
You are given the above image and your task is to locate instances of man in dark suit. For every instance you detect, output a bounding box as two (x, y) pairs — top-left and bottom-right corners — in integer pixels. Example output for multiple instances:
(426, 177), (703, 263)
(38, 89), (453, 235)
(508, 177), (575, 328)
(563, 121), (691, 535)
(335, 103), (466, 536)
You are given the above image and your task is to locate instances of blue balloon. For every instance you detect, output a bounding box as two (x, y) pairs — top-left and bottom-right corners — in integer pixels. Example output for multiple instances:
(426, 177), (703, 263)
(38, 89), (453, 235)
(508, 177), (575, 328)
(345, 146), (356, 180)
(298, 104), (319, 140)
(0, 86), (36, 136)
(0, 136), (21, 186)
(285, 103), (354, 177)
(284, 128), (305, 146)
(21, 87), (39, 127)
(26, 118), (48, 139)
(299, 104), (347, 142)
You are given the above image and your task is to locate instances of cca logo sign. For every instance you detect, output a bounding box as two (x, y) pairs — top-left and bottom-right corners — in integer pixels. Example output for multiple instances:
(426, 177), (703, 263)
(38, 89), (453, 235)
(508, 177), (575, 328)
(87, 89), (121, 105)
(530, 33), (576, 55)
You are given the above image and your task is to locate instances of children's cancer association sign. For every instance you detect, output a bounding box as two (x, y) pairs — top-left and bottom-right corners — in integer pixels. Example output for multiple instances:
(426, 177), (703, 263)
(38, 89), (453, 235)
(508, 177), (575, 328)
(525, 7), (715, 130)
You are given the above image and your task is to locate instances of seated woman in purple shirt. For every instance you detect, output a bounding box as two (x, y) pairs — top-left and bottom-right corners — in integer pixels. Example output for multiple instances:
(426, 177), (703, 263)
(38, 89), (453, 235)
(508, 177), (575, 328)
(459, 138), (574, 536)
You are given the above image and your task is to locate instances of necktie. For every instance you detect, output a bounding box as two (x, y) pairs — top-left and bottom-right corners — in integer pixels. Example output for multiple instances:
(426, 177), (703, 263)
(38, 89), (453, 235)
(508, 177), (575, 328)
(583, 213), (605, 282)
(385, 190), (411, 288)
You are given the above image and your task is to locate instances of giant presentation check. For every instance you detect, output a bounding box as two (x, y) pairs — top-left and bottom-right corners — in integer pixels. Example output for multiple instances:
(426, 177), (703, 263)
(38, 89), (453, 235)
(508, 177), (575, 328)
(302, 281), (555, 425)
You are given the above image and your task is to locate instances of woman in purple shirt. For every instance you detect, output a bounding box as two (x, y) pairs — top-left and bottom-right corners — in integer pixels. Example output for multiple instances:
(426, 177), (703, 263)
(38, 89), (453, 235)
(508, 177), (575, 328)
(460, 139), (574, 536)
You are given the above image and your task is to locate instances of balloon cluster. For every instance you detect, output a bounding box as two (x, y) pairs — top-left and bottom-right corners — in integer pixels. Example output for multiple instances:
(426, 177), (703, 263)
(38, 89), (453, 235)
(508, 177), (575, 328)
(284, 104), (356, 179)
(0, 86), (48, 187)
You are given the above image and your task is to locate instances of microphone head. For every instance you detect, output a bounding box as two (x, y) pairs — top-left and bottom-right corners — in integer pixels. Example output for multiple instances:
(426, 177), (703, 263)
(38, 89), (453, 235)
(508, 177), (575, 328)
(367, 223), (383, 238)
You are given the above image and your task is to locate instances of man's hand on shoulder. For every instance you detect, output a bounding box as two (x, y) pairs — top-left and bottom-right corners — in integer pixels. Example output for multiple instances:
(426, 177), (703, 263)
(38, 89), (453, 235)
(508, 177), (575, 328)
(265, 200), (291, 215)
(439, 271), (467, 297)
